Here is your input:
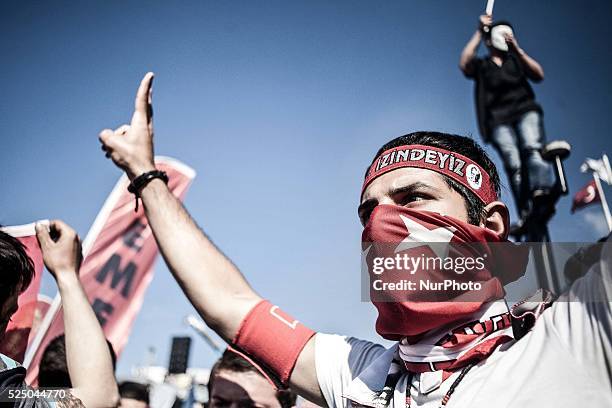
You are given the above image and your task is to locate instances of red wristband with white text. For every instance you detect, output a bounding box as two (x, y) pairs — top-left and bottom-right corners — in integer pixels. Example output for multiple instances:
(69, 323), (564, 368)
(231, 300), (315, 387)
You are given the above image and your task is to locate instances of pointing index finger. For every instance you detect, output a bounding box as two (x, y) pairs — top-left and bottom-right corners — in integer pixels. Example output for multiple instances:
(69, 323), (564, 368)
(133, 72), (155, 119)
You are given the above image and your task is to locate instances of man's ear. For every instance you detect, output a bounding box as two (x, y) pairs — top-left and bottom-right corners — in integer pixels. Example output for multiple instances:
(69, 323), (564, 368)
(480, 201), (509, 239)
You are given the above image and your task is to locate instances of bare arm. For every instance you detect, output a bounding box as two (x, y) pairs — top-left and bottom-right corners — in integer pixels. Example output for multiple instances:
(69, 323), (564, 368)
(139, 181), (324, 404)
(459, 15), (490, 76)
(36, 221), (119, 408)
(459, 29), (482, 76)
(139, 178), (260, 340)
(506, 34), (544, 81)
(98, 73), (324, 404)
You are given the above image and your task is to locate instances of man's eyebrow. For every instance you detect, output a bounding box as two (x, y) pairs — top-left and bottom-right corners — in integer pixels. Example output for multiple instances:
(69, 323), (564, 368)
(389, 181), (439, 197)
(358, 181), (441, 216)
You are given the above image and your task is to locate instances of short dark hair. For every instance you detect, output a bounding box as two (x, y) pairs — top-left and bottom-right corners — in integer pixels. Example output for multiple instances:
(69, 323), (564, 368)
(368, 132), (501, 224)
(39, 335), (71, 388)
(0, 230), (35, 308)
(208, 350), (297, 408)
(39, 334), (118, 388)
(119, 381), (150, 404)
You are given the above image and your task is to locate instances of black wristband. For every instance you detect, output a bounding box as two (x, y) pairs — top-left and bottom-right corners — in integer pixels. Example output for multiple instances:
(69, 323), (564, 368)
(127, 170), (169, 212)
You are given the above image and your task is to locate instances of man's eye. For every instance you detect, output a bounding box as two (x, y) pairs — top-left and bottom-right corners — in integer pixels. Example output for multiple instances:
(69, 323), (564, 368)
(211, 398), (230, 408)
(401, 193), (429, 205)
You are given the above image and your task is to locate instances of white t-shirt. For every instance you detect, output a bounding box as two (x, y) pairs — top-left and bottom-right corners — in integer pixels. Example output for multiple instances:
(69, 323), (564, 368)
(315, 240), (612, 408)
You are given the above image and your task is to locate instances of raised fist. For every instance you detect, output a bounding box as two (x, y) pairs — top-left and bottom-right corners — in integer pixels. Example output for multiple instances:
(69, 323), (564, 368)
(36, 220), (83, 280)
(479, 14), (492, 31)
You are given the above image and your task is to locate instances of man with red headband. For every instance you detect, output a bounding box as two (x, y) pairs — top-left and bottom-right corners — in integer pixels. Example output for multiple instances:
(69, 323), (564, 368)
(99, 73), (611, 408)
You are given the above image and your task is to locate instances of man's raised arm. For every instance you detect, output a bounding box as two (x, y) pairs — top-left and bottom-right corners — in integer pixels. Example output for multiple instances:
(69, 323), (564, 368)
(504, 33), (545, 82)
(98, 73), (323, 404)
(36, 221), (119, 408)
(459, 15), (489, 76)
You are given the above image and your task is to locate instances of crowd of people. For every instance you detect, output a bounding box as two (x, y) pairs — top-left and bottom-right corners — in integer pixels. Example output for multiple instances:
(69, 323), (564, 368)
(1, 12), (610, 408)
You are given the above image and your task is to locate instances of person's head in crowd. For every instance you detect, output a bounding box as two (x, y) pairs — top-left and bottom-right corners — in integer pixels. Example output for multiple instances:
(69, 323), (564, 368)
(360, 131), (506, 232)
(483, 20), (515, 55)
(39, 334), (118, 388)
(119, 381), (150, 408)
(0, 230), (34, 339)
(208, 349), (297, 408)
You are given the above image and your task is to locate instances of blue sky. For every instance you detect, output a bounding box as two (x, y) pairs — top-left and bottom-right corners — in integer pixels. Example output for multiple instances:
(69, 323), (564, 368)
(2, 0), (611, 377)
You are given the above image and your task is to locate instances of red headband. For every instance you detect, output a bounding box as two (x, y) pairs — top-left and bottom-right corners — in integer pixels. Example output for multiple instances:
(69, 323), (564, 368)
(362, 144), (498, 204)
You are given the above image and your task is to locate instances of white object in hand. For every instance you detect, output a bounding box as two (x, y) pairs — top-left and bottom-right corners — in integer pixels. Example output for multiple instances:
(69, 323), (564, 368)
(486, 0), (495, 16)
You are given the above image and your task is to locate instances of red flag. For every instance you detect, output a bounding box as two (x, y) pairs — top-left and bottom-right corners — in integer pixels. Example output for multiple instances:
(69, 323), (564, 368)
(571, 180), (600, 213)
(0, 222), (46, 363)
(24, 157), (195, 384)
(28, 296), (53, 348)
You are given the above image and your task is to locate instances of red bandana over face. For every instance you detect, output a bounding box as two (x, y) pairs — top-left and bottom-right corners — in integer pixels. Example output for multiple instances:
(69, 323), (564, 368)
(362, 205), (528, 342)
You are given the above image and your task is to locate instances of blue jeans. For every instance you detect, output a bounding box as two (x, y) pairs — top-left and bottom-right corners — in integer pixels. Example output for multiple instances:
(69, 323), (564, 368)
(490, 111), (554, 216)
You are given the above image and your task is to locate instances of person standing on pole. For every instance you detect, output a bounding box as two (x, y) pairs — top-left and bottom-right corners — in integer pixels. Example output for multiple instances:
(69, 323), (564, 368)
(460, 14), (555, 232)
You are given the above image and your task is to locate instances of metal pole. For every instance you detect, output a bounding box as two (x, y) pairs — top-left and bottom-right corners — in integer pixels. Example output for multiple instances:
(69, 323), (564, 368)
(554, 156), (569, 194)
(593, 173), (612, 232)
(528, 225), (561, 294)
(185, 315), (221, 352)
